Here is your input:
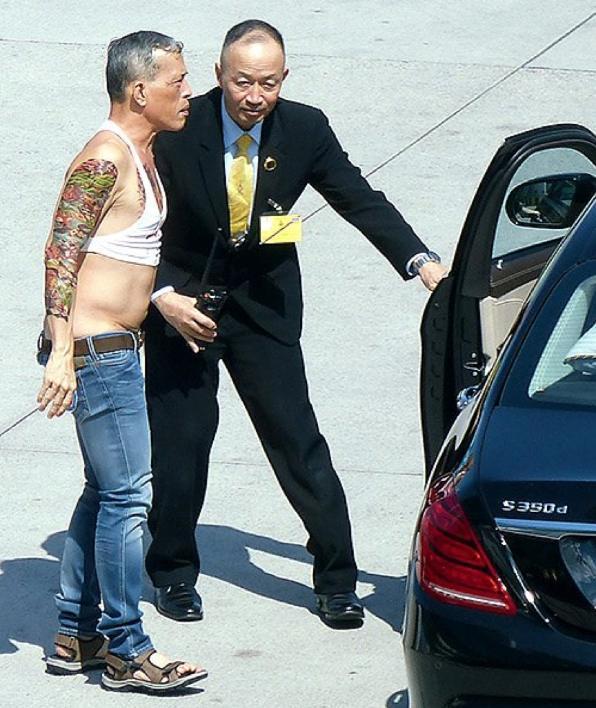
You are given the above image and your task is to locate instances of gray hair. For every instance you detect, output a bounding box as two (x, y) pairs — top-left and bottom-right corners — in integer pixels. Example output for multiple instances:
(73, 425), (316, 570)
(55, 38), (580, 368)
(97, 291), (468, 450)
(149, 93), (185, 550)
(106, 30), (184, 103)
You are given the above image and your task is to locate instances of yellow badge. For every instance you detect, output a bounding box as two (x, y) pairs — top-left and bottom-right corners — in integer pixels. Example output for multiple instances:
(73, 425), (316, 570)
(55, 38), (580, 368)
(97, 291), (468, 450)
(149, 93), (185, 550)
(260, 214), (302, 244)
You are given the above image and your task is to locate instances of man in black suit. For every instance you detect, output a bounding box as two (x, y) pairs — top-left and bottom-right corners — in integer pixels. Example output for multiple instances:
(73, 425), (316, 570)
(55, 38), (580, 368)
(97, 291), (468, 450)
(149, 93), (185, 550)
(144, 19), (446, 626)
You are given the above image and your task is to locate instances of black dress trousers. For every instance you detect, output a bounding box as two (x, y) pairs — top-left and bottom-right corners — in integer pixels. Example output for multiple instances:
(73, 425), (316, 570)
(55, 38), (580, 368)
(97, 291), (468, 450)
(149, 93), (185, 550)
(144, 300), (358, 594)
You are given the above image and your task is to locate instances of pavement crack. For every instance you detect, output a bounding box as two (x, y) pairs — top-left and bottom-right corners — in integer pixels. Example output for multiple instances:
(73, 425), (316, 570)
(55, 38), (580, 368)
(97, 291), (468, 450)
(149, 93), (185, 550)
(524, 65), (596, 76)
(0, 37), (99, 48)
(520, 11), (595, 69)
(0, 445), (422, 476)
(0, 408), (38, 439)
(357, 11), (596, 183)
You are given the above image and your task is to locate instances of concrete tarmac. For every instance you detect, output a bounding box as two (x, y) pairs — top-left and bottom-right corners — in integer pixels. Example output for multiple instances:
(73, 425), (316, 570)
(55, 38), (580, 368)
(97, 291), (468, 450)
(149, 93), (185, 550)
(0, 2), (595, 706)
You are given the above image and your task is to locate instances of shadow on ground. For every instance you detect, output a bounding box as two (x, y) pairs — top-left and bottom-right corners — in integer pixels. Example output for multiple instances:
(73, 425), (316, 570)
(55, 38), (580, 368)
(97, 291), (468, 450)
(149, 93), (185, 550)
(191, 524), (405, 631)
(0, 524), (406, 656)
(0, 531), (64, 656)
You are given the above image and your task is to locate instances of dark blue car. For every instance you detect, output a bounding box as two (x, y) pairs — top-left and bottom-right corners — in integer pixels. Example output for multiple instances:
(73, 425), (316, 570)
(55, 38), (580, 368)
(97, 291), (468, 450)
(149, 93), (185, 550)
(404, 124), (596, 707)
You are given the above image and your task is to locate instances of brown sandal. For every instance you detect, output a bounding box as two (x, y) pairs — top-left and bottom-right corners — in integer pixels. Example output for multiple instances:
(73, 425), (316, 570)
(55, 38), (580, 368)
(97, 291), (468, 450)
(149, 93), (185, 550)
(101, 649), (208, 694)
(46, 633), (108, 674)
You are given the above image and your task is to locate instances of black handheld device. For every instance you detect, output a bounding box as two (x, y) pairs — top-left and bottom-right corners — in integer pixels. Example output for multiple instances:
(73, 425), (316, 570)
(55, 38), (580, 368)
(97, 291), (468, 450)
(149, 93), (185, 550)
(194, 286), (228, 320)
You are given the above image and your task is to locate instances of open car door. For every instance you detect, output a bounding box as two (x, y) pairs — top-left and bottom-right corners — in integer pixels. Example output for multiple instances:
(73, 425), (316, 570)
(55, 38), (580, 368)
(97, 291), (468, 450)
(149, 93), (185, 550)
(421, 124), (596, 474)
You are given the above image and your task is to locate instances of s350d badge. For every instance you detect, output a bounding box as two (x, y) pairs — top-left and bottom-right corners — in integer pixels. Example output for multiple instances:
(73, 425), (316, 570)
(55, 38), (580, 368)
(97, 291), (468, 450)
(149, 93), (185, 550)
(501, 500), (569, 514)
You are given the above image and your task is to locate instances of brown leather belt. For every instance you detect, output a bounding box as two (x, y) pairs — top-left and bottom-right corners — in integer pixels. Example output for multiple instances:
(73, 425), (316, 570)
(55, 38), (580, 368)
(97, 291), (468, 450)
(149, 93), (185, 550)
(39, 331), (143, 359)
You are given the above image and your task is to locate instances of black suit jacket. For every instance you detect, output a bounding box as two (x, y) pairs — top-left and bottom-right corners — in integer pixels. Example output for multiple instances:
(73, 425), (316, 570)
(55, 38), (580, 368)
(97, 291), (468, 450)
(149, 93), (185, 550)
(153, 87), (427, 344)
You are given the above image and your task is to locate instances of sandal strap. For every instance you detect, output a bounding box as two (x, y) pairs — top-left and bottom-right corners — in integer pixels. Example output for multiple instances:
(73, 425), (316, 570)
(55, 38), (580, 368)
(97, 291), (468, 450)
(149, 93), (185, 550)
(105, 650), (188, 685)
(54, 634), (78, 652)
(136, 650), (173, 684)
(54, 633), (107, 662)
(106, 649), (158, 681)
(80, 635), (108, 661)
(105, 652), (136, 678)
(160, 660), (185, 673)
(159, 660), (187, 682)
(54, 634), (78, 661)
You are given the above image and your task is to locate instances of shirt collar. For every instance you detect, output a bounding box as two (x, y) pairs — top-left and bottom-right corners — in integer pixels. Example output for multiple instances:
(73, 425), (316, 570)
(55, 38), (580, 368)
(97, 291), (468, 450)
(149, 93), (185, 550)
(221, 96), (262, 150)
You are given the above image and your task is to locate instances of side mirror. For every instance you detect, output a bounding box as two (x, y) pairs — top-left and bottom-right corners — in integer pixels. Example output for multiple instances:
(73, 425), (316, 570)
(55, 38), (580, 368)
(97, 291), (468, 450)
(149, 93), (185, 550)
(506, 173), (596, 229)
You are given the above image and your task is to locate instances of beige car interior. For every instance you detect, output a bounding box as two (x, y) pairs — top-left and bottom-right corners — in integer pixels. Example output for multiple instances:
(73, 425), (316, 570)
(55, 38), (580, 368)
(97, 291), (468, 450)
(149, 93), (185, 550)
(479, 280), (536, 371)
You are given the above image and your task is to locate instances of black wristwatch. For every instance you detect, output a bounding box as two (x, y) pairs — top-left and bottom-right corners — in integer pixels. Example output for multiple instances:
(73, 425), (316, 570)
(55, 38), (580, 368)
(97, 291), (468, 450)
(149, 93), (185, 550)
(410, 251), (441, 275)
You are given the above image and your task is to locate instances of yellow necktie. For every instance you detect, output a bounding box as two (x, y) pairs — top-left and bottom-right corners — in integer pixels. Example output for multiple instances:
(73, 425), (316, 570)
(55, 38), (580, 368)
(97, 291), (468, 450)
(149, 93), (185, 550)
(228, 134), (253, 243)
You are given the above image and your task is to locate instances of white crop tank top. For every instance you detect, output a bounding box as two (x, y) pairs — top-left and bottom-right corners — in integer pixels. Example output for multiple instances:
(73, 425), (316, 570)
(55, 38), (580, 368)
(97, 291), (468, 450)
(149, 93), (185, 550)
(81, 120), (167, 266)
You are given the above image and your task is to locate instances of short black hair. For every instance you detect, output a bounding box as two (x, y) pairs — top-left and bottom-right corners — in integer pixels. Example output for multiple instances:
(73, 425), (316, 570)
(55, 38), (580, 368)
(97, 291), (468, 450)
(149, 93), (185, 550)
(221, 19), (285, 62)
(106, 30), (183, 103)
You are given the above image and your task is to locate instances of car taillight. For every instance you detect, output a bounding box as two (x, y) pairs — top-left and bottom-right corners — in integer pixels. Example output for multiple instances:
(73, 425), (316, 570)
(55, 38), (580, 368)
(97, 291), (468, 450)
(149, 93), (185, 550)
(416, 482), (517, 615)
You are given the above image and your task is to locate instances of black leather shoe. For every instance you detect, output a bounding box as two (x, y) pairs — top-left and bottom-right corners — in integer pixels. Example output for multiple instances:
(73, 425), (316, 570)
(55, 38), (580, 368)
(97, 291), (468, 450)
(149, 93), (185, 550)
(155, 582), (204, 622)
(315, 591), (364, 625)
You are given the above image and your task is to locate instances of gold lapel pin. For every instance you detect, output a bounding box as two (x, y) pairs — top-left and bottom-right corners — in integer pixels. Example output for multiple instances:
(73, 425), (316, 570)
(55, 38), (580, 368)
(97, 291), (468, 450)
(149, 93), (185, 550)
(264, 156), (277, 172)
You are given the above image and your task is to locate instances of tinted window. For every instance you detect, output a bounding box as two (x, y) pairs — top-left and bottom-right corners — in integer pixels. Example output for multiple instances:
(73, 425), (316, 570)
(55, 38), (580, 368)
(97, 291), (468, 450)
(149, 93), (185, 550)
(501, 261), (596, 409)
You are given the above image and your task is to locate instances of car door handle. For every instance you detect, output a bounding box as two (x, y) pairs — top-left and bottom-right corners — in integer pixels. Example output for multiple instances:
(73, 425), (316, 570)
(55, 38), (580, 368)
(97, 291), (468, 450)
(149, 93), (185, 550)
(463, 355), (486, 378)
(464, 361), (484, 372)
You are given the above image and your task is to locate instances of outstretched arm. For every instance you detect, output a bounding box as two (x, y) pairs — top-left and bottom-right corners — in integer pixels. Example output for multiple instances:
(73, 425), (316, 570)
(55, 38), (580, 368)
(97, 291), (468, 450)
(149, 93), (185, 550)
(38, 157), (118, 418)
(307, 109), (448, 289)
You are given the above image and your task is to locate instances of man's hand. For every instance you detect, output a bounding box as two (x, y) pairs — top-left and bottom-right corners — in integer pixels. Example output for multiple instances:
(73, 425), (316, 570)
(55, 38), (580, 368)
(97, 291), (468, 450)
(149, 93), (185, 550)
(37, 351), (76, 418)
(154, 291), (217, 354)
(418, 261), (448, 292)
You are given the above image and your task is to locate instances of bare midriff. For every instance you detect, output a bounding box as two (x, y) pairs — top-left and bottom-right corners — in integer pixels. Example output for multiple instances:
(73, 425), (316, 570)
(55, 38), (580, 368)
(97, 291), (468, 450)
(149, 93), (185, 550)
(69, 252), (156, 337)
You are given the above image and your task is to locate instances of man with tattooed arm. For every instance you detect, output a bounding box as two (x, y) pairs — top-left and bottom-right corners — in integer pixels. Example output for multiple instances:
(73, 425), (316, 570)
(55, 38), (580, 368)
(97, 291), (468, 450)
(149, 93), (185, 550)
(36, 31), (206, 694)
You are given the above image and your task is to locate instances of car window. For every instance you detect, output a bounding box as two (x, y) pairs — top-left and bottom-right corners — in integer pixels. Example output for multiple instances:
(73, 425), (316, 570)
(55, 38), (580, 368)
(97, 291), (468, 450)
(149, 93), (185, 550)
(492, 147), (596, 261)
(501, 263), (596, 409)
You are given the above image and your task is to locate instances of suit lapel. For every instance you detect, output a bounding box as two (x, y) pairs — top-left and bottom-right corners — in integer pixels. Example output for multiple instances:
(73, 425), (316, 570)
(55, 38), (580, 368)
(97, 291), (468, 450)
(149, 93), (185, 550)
(188, 91), (230, 240)
(186, 92), (288, 246)
(249, 107), (286, 242)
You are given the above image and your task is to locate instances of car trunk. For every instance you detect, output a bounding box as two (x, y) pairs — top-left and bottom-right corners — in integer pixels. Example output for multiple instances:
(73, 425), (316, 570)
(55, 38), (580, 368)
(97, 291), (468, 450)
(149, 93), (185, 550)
(478, 405), (596, 634)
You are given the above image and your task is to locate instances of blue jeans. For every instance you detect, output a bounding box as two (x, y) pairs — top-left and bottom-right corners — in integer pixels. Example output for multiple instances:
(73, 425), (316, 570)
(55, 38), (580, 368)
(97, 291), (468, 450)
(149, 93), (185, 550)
(52, 332), (153, 658)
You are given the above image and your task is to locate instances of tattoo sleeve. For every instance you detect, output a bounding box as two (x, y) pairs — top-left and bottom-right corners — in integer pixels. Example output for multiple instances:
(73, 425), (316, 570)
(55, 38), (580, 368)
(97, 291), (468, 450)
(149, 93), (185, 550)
(44, 159), (118, 319)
